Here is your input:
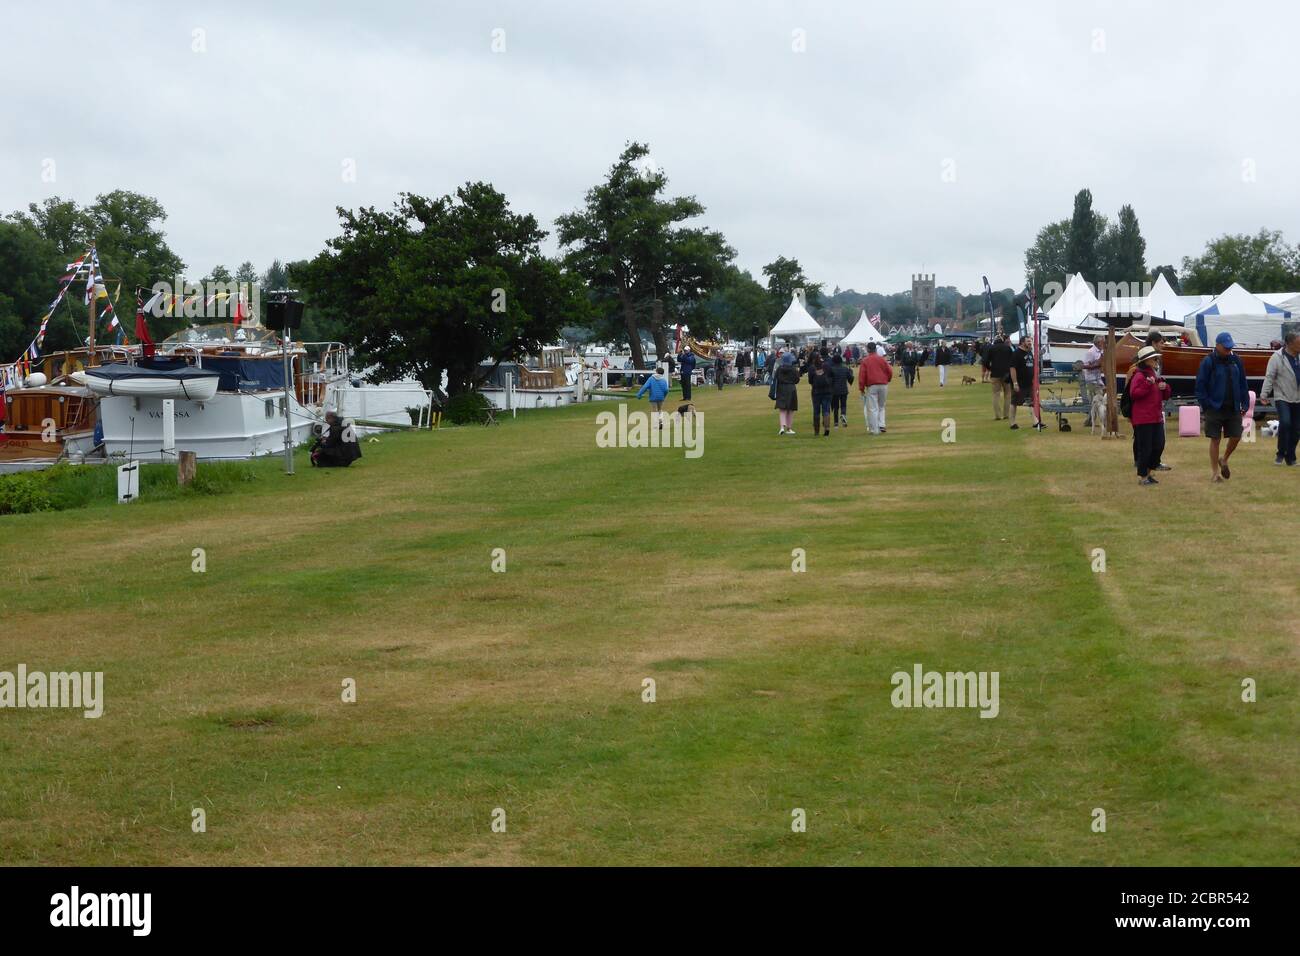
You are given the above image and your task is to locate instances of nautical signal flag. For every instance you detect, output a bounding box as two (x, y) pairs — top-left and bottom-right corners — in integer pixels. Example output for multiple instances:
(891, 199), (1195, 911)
(135, 294), (156, 357)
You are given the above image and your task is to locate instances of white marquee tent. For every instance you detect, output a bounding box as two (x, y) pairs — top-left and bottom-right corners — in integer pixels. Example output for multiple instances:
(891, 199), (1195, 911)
(1192, 282), (1292, 347)
(768, 291), (823, 341)
(1045, 273), (1103, 329)
(841, 309), (886, 345)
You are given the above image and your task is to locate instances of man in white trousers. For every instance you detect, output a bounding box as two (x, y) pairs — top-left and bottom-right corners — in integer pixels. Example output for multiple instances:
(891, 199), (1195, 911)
(857, 342), (893, 434)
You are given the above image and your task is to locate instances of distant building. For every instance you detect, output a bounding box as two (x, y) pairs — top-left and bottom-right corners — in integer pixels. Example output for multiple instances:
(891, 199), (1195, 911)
(912, 273), (936, 321)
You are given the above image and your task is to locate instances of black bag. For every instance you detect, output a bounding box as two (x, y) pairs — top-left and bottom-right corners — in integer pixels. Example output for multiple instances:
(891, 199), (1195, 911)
(1119, 376), (1134, 419)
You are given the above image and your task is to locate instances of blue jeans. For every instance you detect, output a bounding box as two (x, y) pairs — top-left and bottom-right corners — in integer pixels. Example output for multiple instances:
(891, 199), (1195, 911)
(1277, 400), (1300, 464)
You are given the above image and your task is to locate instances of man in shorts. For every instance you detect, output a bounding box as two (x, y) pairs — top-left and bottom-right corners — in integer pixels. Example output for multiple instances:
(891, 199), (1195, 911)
(1195, 331), (1250, 483)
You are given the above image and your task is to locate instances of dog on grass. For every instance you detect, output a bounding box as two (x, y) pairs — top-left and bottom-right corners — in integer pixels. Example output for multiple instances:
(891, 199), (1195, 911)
(1090, 391), (1107, 435)
(675, 402), (697, 419)
(961, 376), (977, 385)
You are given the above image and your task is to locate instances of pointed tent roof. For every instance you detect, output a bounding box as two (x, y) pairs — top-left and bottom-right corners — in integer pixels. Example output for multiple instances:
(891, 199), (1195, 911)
(1045, 273), (1103, 327)
(841, 309), (885, 345)
(1192, 282), (1291, 347)
(769, 292), (823, 338)
(1194, 282), (1288, 318)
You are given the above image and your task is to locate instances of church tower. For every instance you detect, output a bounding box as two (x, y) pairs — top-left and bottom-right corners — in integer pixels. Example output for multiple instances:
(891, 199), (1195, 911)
(912, 273), (936, 322)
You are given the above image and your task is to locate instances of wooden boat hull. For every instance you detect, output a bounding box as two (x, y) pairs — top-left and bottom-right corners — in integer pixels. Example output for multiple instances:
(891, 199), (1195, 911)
(1114, 333), (1272, 396)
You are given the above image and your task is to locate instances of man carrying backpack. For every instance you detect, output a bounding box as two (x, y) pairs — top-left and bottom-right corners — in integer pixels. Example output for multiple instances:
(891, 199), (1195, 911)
(1195, 332), (1250, 483)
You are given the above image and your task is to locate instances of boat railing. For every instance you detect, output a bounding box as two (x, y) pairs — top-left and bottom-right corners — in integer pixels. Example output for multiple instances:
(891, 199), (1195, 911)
(326, 382), (436, 429)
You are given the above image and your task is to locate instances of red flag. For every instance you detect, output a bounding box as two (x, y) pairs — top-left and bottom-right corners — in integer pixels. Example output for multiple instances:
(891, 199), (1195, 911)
(135, 295), (156, 358)
(233, 292), (247, 325)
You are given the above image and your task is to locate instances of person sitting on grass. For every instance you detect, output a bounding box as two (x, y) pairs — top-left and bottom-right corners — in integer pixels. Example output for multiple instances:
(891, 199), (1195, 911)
(636, 366), (671, 430)
(311, 411), (362, 468)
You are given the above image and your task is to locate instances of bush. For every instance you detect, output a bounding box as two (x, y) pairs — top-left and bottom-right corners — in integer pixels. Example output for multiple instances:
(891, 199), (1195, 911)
(0, 472), (56, 515)
(444, 391), (493, 425)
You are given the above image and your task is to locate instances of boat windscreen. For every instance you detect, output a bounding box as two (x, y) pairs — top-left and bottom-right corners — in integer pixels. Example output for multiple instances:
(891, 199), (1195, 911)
(161, 324), (280, 347)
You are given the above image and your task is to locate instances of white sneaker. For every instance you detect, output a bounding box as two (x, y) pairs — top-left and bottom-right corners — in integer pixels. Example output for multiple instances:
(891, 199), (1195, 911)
(787, 429), (796, 435)
(778, 427), (787, 435)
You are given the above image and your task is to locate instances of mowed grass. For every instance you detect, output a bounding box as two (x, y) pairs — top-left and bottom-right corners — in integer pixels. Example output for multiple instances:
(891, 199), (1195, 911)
(1, 371), (1296, 866)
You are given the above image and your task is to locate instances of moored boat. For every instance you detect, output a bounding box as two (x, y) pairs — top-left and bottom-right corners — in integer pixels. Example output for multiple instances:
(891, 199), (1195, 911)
(1114, 332), (1273, 397)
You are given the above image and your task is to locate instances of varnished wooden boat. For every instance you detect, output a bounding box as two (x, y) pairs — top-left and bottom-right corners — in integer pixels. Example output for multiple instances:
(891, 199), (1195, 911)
(1113, 332), (1273, 397)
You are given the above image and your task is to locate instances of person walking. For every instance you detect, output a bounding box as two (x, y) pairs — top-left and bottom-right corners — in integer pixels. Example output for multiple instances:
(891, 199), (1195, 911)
(755, 348), (767, 386)
(678, 348), (696, 400)
(935, 341), (952, 387)
(714, 352), (726, 390)
(1260, 330), (1300, 467)
(807, 355), (833, 436)
(635, 365), (671, 431)
(900, 343), (917, 388)
(1195, 332), (1250, 483)
(1128, 346), (1172, 485)
(829, 353), (853, 426)
(773, 352), (801, 435)
(857, 341), (893, 434)
(986, 335), (1014, 421)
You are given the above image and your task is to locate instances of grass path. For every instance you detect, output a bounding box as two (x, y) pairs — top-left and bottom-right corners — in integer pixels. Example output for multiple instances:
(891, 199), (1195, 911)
(1, 373), (1296, 865)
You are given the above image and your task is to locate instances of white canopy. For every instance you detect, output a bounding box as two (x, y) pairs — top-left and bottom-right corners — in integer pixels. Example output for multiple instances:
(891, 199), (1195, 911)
(1143, 273), (1214, 323)
(1192, 282), (1291, 347)
(1046, 273), (1103, 327)
(769, 292), (823, 339)
(841, 309), (885, 345)
(1258, 292), (1300, 310)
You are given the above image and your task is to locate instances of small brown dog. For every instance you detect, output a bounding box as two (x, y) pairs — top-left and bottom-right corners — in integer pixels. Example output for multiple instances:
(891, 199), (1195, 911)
(961, 376), (977, 385)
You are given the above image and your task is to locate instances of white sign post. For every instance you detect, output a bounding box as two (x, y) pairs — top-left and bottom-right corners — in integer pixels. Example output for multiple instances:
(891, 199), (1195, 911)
(117, 461), (139, 503)
(161, 398), (176, 460)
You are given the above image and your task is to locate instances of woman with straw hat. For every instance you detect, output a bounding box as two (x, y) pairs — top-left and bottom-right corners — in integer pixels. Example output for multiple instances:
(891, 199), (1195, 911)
(1128, 344), (1172, 486)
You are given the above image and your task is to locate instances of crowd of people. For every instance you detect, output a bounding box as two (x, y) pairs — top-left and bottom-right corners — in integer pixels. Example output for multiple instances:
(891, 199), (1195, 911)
(627, 329), (1300, 488)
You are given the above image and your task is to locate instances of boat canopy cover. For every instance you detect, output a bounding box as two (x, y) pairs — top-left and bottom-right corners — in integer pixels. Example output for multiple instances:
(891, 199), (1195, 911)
(86, 364), (220, 384)
(138, 356), (287, 392)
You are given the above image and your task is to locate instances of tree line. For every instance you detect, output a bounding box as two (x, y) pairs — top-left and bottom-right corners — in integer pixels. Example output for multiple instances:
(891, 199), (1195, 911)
(5, 158), (1298, 396)
(1025, 187), (1300, 300)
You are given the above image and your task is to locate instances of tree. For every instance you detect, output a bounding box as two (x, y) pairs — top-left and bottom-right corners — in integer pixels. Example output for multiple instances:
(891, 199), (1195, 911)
(300, 184), (589, 396)
(688, 265), (770, 341)
(262, 259), (289, 291)
(0, 221), (63, 362)
(556, 143), (732, 369)
(762, 256), (823, 323)
(1097, 204), (1147, 290)
(207, 264), (233, 283)
(234, 261), (258, 285)
(1180, 229), (1299, 295)
(1150, 264), (1181, 293)
(1024, 219), (1070, 298)
(5, 191), (185, 348)
(1065, 189), (1100, 281)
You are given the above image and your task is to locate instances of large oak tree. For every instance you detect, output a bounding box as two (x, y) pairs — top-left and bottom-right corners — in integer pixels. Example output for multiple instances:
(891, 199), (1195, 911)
(301, 183), (589, 395)
(556, 143), (732, 368)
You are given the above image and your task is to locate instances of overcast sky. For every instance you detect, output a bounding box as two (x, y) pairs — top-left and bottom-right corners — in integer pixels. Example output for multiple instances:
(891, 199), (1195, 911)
(2, 0), (1297, 296)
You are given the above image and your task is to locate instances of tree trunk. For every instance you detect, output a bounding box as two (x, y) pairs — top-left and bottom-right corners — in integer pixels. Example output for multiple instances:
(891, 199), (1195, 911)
(651, 299), (669, 365)
(619, 291), (645, 370)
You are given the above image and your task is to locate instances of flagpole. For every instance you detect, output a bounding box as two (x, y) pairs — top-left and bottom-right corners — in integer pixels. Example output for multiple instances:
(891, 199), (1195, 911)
(86, 249), (97, 368)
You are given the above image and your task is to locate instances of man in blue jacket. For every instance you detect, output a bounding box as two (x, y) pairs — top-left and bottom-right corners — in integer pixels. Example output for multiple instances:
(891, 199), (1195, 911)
(1195, 331), (1250, 483)
(678, 348), (696, 400)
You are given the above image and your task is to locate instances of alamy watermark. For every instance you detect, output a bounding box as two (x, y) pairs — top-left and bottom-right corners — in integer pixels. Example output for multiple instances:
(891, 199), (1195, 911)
(0, 665), (103, 718)
(595, 404), (704, 459)
(891, 663), (999, 718)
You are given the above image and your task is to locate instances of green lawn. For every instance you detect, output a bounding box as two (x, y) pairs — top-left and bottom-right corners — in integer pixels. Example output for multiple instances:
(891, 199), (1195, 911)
(1, 374), (1296, 865)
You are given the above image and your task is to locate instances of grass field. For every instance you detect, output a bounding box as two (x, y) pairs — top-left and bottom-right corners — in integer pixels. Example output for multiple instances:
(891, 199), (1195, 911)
(1, 372), (1296, 866)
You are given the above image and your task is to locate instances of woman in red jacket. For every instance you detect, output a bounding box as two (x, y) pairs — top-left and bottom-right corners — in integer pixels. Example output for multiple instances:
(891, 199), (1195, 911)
(1129, 345), (1172, 486)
